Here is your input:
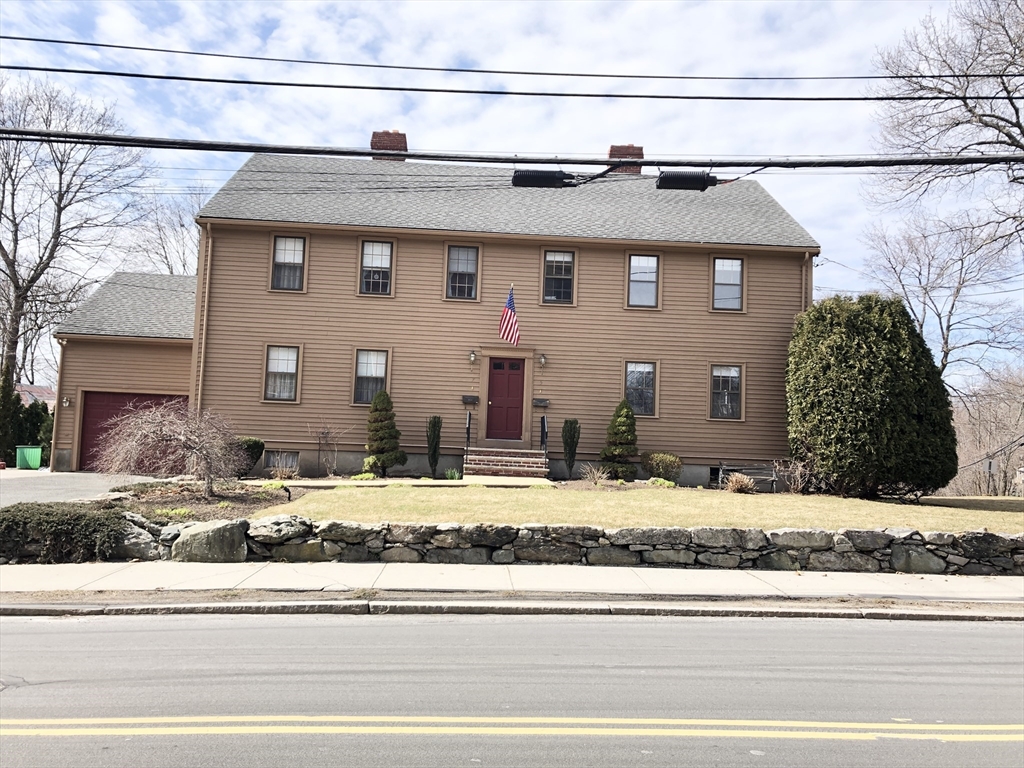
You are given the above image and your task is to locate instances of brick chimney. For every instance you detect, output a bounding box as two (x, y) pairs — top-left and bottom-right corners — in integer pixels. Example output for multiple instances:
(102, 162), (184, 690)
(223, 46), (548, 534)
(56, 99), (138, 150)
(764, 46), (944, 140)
(371, 130), (408, 161)
(608, 144), (643, 174)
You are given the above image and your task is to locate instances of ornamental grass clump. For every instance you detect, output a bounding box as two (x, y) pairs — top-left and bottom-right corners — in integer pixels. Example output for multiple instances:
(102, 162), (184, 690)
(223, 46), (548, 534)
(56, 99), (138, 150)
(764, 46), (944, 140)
(366, 391), (407, 477)
(725, 472), (758, 494)
(599, 400), (638, 480)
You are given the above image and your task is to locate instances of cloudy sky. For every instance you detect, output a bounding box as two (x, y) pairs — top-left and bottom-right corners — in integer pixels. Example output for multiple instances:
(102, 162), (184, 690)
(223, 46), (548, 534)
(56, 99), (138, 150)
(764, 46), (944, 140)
(1, 0), (952, 298)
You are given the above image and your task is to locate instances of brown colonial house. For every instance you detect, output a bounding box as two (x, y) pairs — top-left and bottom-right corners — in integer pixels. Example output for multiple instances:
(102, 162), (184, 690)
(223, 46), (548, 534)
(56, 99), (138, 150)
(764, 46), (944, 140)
(51, 137), (819, 483)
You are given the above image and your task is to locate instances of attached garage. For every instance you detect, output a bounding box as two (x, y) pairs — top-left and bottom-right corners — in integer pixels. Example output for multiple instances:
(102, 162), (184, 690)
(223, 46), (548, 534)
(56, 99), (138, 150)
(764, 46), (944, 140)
(51, 274), (196, 472)
(78, 392), (188, 470)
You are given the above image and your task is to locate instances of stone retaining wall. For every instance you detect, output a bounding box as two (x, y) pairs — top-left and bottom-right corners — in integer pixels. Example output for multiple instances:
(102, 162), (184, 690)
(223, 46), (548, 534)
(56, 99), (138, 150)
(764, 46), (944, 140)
(130, 515), (1024, 575)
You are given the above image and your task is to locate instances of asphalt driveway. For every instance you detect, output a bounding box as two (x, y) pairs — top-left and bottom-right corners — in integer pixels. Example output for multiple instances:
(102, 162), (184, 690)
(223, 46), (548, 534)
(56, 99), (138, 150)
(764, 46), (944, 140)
(0, 469), (156, 508)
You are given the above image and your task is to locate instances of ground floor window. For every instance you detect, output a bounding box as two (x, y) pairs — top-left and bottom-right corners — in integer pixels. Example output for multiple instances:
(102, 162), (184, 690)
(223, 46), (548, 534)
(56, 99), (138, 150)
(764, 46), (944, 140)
(711, 365), (742, 419)
(264, 450), (299, 471)
(264, 345), (299, 401)
(625, 361), (656, 416)
(355, 349), (388, 403)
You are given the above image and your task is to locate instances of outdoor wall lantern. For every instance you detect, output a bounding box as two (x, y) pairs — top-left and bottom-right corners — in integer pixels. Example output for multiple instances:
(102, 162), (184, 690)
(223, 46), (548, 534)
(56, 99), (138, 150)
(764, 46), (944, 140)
(469, 350), (477, 364)
(61, 396), (72, 408)
(538, 353), (547, 367)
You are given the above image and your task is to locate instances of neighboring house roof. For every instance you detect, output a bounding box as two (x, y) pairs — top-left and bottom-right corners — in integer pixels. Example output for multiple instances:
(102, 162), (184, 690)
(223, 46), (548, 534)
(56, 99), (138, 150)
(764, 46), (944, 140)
(199, 155), (820, 250)
(16, 384), (56, 408)
(56, 273), (196, 340)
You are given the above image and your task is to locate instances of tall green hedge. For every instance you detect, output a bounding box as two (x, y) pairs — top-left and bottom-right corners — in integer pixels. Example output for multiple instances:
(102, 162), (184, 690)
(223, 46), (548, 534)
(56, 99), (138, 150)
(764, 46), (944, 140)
(786, 294), (957, 498)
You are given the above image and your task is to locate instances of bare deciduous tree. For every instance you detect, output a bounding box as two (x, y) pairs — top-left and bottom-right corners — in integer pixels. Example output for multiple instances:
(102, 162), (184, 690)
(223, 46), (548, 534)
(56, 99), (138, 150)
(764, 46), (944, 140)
(0, 76), (151, 386)
(94, 400), (246, 498)
(942, 367), (1024, 496)
(870, 0), (1023, 242)
(126, 187), (209, 276)
(865, 213), (1024, 383)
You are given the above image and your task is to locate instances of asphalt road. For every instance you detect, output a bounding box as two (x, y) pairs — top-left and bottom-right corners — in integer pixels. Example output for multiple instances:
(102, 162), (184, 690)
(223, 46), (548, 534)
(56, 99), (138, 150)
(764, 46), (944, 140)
(1, 615), (1022, 768)
(0, 470), (156, 508)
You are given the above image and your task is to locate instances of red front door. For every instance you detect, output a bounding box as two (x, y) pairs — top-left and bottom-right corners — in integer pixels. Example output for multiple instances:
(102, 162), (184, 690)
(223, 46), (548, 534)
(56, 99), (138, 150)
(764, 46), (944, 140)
(486, 358), (524, 440)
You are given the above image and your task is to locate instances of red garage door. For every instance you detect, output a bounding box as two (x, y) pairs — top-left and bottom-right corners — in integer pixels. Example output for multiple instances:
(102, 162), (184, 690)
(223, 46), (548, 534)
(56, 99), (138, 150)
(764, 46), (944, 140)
(79, 392), (187, 471)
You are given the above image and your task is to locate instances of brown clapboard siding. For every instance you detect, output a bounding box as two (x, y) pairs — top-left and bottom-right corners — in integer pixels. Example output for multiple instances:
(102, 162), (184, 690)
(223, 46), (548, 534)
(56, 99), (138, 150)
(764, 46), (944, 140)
(52, 338), (193, 470)
(194, 225), (806, 463)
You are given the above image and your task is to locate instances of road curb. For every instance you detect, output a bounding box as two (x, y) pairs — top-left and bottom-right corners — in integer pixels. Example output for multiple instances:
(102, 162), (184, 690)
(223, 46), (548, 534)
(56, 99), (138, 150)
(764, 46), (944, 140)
(1, 600), (1020, 621)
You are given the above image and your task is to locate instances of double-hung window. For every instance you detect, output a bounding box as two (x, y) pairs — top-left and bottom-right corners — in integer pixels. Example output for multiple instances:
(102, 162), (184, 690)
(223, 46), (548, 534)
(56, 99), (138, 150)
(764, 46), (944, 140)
(711, 365), (742, 419)
(713, 258), (743, 310)
(360, 241), (393, 295)
(446, 246), (478, 299)
(271, 236), (305, 291)
(625, 362), (656, 416)
(543, 250), (574, 304)
(355, 350), (388, 404)
(264, 346), (299, 401)
(628, 254), (659, 307)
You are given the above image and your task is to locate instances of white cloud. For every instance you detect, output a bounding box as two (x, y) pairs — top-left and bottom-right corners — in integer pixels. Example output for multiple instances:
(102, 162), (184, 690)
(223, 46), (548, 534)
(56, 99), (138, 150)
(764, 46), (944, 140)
(1, 0), (954, 299)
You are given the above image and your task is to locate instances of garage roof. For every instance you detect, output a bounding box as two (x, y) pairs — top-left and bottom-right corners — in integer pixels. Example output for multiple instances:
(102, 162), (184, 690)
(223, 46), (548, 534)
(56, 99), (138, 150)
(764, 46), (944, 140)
(56, 273), (196, 340)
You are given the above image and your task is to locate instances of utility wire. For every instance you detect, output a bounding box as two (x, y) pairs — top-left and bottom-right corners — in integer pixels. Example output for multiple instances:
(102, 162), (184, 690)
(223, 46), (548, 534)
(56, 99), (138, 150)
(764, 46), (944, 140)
(5, 34), (1017, 82)
(4, 128), (1023, 169)
(2, 64), (1020, 102)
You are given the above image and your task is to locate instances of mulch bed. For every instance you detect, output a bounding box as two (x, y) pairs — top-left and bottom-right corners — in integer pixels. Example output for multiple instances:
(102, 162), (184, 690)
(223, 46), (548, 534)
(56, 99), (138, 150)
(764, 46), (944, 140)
(114, 481), (309, 524)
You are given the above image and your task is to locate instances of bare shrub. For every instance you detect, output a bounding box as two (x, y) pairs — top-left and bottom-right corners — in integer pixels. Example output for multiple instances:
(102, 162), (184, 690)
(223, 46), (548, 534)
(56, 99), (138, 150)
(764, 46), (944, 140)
(94, 401), (246, 497)
(725, 472), (758, 494)
(580, 463), (610, 485)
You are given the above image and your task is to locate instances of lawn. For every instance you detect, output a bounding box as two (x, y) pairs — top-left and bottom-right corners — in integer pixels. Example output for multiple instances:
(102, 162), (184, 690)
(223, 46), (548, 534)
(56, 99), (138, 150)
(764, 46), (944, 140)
(256, 485), (1024, 533)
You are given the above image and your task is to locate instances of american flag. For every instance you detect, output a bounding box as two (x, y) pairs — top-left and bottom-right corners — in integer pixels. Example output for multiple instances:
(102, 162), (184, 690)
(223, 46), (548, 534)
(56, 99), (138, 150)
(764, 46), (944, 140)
(499, 284), (521, 346)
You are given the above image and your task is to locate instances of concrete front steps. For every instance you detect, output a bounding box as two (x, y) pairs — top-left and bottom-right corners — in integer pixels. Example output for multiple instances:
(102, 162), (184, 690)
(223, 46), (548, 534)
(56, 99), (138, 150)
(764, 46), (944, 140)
(463, 447), (549, 478)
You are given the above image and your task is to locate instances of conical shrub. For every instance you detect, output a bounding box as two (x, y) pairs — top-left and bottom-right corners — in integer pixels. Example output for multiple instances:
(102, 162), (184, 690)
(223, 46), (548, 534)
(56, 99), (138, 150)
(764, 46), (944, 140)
(366, 391), (407, 477)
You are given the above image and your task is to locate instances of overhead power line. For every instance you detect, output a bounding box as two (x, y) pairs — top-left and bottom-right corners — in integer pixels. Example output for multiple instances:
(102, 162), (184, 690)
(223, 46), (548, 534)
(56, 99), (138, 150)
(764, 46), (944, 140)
(2, 64), (1019, 102)
(4, 34), (1017, 82)
(3, 128), (1023, 170)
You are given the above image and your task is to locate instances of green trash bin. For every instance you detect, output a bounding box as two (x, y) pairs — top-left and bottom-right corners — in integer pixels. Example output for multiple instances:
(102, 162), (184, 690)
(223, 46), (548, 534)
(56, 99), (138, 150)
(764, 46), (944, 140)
(15, 445), (42, 470)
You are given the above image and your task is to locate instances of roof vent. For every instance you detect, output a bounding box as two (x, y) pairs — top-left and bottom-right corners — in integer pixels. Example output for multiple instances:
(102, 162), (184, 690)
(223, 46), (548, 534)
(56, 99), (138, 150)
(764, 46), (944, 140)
(656, 171), (719, 191)
(370, 130), (408, 161)
(511, 170), (576, 188)
(608, 144), (643, 174)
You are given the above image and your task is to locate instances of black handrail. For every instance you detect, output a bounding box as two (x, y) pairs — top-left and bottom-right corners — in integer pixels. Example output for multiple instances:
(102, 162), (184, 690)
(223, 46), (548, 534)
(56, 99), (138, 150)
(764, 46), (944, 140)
(540, 415), (548, 454)
(465, 411), (472, 450)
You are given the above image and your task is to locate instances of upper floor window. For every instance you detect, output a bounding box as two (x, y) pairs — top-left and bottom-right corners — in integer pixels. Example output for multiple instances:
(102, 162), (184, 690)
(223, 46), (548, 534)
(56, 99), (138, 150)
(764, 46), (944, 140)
(264, 345), (299, 401)
(360, 241), (393, 296)
(711, 365), (742, 419)
(625, 361), (656, 416)
(713, 258), (743, 310)
(543, 251), (575, 304)
(272, 236), (305, 291)
(447, 245), (478, 299)
(355, 350), (388, 404)
(628, 254), (659, 307)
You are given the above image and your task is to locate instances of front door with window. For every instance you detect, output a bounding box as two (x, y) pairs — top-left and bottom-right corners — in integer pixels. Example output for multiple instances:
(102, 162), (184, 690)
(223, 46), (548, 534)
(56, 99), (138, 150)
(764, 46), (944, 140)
(486, 358), (524, 440)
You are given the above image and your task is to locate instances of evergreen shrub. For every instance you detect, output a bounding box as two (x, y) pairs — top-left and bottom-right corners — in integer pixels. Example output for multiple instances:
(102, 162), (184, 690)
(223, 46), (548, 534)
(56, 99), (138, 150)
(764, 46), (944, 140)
(0, 503), (126, 563)
(786, 294), (957, 498)
(426, 416), (443, 479)
(561, 419), (581, 479)
(599, 399), (638, 480)
(237, 437), (265, 477)
(640, 451), (682, 481)
(366, 391), (407, 477)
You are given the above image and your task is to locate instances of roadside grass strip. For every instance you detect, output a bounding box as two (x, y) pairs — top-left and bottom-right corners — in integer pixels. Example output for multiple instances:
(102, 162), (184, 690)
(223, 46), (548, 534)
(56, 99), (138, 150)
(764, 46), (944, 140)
(2, 716), (1022, 742)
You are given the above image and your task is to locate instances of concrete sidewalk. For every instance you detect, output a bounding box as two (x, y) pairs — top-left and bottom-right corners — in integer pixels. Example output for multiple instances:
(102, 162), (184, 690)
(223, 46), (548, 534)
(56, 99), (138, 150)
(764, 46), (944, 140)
(2, 561), (1022, 602)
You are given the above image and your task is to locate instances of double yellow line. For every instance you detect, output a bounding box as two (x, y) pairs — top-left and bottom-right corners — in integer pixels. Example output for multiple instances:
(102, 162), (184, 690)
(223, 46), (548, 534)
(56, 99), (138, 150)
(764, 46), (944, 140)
(2, 716), (1022, 741)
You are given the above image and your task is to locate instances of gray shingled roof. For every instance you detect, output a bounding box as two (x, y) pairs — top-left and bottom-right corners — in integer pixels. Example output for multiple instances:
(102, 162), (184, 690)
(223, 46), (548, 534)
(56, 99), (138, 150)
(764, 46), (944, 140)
(56, 273), (196, 339)
(199, 155), (819, 249)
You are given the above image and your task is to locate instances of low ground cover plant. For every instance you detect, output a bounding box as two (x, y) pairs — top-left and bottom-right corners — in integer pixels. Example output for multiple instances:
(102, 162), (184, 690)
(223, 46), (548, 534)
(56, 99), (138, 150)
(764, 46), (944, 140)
(0, 503), (126, 563)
